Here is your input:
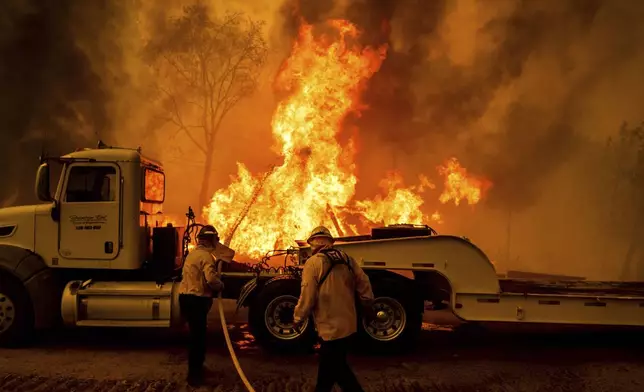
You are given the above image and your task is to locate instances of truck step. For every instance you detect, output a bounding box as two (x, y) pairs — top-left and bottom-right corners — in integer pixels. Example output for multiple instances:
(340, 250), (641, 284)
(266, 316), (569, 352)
(75, 320), (170, 328)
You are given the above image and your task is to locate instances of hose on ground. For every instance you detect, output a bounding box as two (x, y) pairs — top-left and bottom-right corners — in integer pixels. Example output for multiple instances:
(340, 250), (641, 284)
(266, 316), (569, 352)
(217, 258), (256, 392)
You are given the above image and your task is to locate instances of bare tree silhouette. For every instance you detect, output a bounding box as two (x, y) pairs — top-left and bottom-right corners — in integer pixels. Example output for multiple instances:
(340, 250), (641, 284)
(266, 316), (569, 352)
(145, 3), (268, 211)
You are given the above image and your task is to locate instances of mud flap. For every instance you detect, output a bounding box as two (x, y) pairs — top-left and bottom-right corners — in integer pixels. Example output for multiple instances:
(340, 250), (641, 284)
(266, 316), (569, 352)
(236, 277), (259, 313)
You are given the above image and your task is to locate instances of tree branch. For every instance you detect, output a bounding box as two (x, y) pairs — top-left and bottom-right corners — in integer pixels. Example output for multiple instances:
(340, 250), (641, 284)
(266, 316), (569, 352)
(186, 101), (204, 110)
(158, 86), (206, 154)
(162, 55), (196, 87)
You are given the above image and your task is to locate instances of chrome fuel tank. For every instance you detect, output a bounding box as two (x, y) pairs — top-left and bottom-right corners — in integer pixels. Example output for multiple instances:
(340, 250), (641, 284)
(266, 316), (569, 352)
(60, 280), (182, 328)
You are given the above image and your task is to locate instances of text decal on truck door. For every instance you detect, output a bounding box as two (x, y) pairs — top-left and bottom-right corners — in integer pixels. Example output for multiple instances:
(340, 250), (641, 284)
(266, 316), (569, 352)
(70, 215), (107, 231)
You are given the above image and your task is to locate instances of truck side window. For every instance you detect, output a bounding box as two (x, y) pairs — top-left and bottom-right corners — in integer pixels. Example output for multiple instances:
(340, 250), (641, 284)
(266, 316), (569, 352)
(65, 166), (117, 203)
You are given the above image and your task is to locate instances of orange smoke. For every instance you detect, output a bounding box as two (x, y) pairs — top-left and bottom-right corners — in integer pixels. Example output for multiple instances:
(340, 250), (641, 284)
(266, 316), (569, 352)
(202, 20), (491, 259)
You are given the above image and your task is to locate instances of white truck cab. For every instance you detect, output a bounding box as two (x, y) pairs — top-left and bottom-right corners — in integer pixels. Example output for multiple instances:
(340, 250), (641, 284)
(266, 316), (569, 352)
(30, 146), (166, 270)
(0, 144), (181, 347)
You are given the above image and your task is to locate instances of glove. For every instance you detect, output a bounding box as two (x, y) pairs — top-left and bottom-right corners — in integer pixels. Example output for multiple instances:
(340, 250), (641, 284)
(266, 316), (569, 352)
(292, 318), (305, 332)
(208, 278), (224, 297)
(214, 279), (225, 291)
(361, 300), (377, 321)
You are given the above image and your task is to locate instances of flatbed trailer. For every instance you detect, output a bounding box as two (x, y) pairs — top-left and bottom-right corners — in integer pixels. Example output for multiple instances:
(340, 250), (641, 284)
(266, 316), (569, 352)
(462, 279), (644, 325)
(327, 233), (644, 328)
(210, 227), (644, 352)
(1, 143), (642, 354)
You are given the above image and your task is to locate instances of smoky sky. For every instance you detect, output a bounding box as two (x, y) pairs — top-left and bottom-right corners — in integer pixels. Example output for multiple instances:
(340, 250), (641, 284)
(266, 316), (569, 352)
(0, 0), (126, 205)
(278, 0), (644, 211)
(2, 0), (642, 214)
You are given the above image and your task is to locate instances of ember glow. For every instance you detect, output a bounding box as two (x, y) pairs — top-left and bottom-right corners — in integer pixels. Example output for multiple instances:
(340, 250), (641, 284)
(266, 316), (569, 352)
(203, 20), (491, 259)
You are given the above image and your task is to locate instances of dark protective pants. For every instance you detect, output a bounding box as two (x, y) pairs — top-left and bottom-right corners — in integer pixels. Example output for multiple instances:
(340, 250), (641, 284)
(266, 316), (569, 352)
(315, 334), (365, 392)
(179, 294), (213, 377)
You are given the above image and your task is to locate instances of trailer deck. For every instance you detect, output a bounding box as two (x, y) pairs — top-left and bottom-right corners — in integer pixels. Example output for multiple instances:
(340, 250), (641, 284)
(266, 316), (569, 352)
(455, 277), (644, 327)
(216, 226), (644, 334)
(499, 279), (644, 298)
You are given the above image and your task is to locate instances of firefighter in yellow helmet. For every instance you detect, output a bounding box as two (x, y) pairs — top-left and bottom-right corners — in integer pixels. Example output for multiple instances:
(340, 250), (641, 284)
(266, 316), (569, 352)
(293, 226), (374, 392)
(178, 225), (225, 386)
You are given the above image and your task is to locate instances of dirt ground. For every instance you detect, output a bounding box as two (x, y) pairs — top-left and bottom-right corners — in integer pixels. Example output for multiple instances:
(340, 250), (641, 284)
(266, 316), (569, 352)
(1, 303), (643, 392)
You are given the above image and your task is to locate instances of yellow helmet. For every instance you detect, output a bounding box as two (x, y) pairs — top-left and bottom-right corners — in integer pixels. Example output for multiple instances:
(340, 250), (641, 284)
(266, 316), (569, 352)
(306, 226), (334, 245)
(197, 225), (219, 240)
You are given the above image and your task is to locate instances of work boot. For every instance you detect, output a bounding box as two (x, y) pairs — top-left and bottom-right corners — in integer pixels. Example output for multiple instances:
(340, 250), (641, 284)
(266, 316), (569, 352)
(187, 368), (205, 387)
(186, 374), (204, 387)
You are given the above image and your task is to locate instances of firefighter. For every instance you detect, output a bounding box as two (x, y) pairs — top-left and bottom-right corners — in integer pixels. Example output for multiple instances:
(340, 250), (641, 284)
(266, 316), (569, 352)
(178, 225), (225, 386)
(293, 226), (374, 392)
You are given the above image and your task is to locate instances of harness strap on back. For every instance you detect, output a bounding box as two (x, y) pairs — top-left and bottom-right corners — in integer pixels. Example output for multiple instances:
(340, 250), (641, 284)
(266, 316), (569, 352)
(317, 248), (353, 287)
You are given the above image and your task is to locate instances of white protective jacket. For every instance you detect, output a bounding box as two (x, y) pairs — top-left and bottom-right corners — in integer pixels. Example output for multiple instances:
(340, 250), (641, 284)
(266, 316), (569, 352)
(178, 242), (234, 297)
(293, 247), (374, 341)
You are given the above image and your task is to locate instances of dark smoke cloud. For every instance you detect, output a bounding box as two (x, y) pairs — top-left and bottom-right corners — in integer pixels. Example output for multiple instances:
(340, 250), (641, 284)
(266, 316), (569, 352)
(278, 0), (644, 211)
(478, 0), (642, 211)
(279, 0), (338, 38)
(354, 0), (603, 210)
(0, 0), (131, 205)
(465, 0), (642, 210)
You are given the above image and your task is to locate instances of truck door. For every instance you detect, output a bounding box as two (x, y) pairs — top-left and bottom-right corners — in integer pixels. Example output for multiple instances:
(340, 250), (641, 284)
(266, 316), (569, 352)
(58, 162), (121, 260)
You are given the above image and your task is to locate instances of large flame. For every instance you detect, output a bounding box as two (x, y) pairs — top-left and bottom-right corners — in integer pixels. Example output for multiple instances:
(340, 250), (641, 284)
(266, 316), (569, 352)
(205, 20), (386, 258)
(352, 172), (440, 227)
(438, 157), (492, 206)
(203, 20), (491, 260)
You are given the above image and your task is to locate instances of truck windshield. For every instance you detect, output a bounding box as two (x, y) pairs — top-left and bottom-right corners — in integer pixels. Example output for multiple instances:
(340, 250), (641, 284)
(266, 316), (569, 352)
(143, 167), (165, 203)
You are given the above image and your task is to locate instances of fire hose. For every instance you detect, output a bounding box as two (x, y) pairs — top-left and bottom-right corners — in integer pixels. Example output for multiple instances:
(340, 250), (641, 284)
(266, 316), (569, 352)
(213, 167), (276, 391)
(181, 205), (297, 391)
(216, 257), (256, 392)
(179, 207), (256, 390)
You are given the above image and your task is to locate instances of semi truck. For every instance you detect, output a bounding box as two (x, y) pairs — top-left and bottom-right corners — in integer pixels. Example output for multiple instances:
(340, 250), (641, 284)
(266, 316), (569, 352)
(1, 143), (643, 353)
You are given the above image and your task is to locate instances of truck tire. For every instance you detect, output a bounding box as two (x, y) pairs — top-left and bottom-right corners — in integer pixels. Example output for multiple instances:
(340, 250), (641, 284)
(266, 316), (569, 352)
(357, 278), (423, 353)
(0, 272), (35, 347)
(248, 278), (316, 353)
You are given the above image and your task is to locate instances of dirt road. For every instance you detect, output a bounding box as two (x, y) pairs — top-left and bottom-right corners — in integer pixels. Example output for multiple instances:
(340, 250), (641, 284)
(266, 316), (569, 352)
(1, 305), (643, 391)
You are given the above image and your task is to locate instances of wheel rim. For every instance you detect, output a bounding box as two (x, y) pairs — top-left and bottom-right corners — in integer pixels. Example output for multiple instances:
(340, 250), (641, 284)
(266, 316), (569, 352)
(0, 292), (16, 334)
(362, 296), (407, 342)
(264, 295), (309, 341)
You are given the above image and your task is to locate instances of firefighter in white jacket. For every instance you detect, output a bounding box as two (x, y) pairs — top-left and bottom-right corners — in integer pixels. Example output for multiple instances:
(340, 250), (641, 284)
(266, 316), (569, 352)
(293, 226), (374, 392)
(178, 225), (225, 386)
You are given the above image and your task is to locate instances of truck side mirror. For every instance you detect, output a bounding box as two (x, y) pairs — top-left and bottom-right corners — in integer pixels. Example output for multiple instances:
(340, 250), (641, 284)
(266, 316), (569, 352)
(35, 163), (52, 202)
